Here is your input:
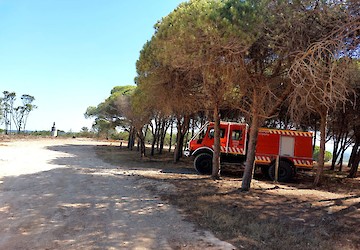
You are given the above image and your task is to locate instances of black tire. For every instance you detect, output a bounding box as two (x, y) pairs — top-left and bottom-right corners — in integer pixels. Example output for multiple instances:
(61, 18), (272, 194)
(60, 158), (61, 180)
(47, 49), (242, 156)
(268, 160), (294, 182)
(194, 153), (212, 175)
(261, 166), (270, 178)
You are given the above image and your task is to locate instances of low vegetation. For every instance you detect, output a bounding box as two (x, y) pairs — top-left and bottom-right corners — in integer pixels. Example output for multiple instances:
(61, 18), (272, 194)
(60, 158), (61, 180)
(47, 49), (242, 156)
(95, 144), (360, 250)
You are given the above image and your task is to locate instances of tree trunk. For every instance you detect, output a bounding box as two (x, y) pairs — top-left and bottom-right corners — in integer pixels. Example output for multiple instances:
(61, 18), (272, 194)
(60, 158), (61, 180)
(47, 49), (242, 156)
(173, 115), (190, 163)
(212, 105), (221, 180)
(158, 120), (164, 154)
(347, 151), (359, 178)
(241, 112), (260, 191)
(184, 128), (189, 151)
(337, 131), (352, 172)
(136, 128), (146, 157)
(4, 111), (8, 135)
(314, 109), (328, 186)
(127, 126), (134, 149)
(23, 112), (30, 132)
(149, 120), (157, 156)
(151, 137), (156, 156)
(131, 128), (136, 150)
(174, 132), (185, 162)
(144, 124), (148, 142)
(169, 119), (174, 152)
(140, 139), (146, 157)
(159, 119), (168, 154)
(348, 140), (360, 178)
(156, 119), (161, 151)
(330, 133), (341, 170)
(191, 118), (195, 138)
(159, 128), (166, 154)
(313, 121), (318, 153)
(241, 90), (263, 191)
(338, 153), (344, 172)
(17, 121), (22, 133)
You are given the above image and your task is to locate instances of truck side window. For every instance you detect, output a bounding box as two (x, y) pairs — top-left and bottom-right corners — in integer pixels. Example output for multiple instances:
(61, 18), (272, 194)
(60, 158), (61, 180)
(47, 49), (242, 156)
(232, 130), (242, 141)
(209, 129), (214, 139)
(208, 128), (226, 139)
(220, 129), (225, 138)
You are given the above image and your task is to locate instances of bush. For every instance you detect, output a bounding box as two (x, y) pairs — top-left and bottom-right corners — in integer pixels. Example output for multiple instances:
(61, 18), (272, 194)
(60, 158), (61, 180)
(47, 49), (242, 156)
(29, 131), (51, 136)
(76, 131), (96, 138)
(313, 145), (332, 162)
(110, 131), (129, 140)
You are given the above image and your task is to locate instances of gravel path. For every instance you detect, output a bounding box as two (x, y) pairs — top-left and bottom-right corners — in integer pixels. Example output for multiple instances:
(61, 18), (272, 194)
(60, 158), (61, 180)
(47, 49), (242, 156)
(0, 138), (235, 249)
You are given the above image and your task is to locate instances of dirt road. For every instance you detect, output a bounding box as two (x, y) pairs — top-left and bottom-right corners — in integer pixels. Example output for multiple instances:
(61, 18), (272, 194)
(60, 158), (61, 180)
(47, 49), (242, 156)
(0, 138), (235, 250)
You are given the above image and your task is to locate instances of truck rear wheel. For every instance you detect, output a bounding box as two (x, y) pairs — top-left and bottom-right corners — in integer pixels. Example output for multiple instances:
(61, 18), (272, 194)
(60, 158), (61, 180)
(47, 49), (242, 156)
(194, 153), (212, 175)
(261, 166), (270, 178)
(268, 160), (294, 182)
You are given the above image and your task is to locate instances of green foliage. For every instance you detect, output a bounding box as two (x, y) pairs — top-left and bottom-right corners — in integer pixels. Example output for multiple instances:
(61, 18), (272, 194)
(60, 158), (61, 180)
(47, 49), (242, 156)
(147, 0), (268, 117)
(313, 146), (332, 163)
(85, 85), (136, 134)
(154, 0), (259, 69)
(110, 85), (136, 96)
(129, 86), (153, 128)
(81, 127), (89, 132)
(110, 131), (129, 140)
(29, 130), (52, 136)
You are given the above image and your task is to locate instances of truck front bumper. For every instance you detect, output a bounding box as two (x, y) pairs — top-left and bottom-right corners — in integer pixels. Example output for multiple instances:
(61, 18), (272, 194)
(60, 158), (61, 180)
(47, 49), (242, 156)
(184, 149), (191, 157)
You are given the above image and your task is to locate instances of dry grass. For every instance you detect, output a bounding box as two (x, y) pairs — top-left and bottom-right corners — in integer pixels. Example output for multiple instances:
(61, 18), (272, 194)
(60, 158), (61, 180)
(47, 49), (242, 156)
(95, 144), (360, 250)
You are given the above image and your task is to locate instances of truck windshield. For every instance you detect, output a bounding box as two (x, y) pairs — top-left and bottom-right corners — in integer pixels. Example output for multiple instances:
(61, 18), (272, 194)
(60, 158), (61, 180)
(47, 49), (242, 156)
(190, 123), (209, 141)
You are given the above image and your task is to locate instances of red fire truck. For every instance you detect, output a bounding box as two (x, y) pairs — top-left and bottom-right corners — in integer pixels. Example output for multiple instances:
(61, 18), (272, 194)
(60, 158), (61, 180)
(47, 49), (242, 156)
(184, 122), (314, 182)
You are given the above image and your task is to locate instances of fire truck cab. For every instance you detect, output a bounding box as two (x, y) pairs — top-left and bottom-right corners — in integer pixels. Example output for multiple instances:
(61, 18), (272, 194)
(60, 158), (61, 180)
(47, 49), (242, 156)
(185, 122), (314, 182)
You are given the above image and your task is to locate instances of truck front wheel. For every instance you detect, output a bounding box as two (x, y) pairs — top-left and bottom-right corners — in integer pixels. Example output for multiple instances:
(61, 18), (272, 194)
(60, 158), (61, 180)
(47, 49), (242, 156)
(194, 153), (212, 175)
(268, 160), (294, 182)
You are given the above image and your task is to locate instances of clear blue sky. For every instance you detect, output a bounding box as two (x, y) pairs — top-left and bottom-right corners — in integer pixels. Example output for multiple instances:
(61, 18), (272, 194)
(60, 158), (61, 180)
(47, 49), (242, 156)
(0, 0), (184, 132)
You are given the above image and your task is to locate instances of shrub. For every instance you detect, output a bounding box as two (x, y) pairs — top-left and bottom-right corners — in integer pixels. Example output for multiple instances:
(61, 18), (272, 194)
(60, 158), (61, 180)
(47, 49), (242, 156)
(313, 145), (332, 162)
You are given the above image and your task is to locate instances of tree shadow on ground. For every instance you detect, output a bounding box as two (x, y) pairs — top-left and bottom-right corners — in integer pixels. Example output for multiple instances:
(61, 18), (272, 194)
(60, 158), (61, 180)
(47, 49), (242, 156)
(140, 174), (360, 250)
(38, 143), (360, 249)
(89, 144), (360, 250)
(46, 144), (120, 170)
(0, 143), (236, 249)
(0, 168), (190, 249)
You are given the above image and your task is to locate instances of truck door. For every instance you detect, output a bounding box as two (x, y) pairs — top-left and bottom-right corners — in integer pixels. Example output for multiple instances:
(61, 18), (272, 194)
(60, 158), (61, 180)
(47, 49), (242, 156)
(207, 126), (227, 152)
(228, 125), (246, 155)
(280, 136), (295, 157)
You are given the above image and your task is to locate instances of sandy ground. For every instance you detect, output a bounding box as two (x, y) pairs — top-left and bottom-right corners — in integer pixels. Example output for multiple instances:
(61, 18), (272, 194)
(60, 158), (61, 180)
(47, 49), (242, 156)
(0, 138), (235, 250)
